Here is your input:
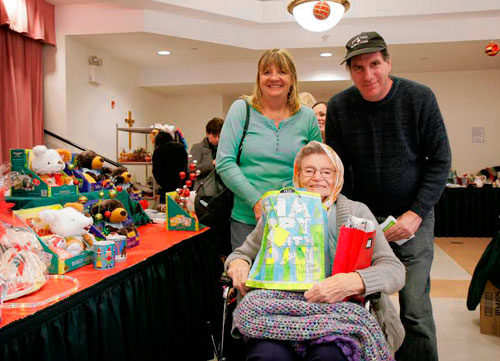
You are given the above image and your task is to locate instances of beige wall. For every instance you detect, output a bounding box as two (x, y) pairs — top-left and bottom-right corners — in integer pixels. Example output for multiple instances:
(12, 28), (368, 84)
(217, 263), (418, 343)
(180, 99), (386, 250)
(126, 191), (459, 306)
(314, 69), (500, 175)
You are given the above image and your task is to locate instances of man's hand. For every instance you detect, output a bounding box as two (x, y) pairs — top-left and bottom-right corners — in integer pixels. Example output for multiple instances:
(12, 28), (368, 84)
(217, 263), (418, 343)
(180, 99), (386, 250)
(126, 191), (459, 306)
(304, 273), (365, 304)
(227, 259), (251, 296)
(253, 201), (262, 221)
(384, 210), (422, 242)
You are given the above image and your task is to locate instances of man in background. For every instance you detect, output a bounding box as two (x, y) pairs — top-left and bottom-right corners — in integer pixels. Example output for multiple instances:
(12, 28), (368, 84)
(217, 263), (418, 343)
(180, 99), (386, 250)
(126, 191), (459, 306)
(326, 31), (451, 361)
(190, 117), (224, 190)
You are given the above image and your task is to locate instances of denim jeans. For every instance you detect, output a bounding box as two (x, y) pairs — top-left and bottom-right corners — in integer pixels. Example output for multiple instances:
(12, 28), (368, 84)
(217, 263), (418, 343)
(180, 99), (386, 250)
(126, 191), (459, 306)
(230, 219), (256, 251)
(390, 209), (438, 361)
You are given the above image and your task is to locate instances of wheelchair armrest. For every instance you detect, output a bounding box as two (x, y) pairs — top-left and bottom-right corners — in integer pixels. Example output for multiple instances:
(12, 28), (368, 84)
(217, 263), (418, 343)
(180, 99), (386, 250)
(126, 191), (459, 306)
(365, 292), (381, 301)
(220, 273), (232, 286)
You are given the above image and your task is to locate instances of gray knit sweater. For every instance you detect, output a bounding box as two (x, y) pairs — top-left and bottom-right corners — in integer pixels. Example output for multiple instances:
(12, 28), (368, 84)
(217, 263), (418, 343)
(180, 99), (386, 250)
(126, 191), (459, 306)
(326, 77), (451, 219)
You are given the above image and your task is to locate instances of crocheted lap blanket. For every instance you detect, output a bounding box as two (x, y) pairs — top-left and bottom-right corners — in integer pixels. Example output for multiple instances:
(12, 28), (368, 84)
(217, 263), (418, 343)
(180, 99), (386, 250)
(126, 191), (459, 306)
(234, 289), (393, 361)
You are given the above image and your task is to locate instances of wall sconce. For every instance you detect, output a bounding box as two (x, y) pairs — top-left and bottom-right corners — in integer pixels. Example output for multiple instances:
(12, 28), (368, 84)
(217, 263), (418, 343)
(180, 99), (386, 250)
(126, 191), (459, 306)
(288, 0), (350, 32)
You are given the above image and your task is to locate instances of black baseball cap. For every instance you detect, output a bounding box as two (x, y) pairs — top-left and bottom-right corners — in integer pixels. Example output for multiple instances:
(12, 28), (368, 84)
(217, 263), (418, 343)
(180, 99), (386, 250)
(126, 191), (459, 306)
(341, 31), (387, 64)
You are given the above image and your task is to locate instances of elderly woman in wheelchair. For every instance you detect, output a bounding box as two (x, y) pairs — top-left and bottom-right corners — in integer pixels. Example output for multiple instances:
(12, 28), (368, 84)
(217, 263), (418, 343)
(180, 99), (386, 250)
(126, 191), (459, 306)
(224, 141), (405, 361)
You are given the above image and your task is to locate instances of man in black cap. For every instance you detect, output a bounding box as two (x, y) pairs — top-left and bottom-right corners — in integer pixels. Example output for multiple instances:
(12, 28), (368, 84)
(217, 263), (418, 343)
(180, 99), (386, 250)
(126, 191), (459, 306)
(325, 31), (451, 360)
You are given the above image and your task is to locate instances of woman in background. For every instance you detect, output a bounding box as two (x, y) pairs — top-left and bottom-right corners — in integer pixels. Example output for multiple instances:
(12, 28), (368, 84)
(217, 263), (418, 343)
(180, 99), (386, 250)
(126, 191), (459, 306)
(216, 48), (322, 250)
(313, 101), (327, 142)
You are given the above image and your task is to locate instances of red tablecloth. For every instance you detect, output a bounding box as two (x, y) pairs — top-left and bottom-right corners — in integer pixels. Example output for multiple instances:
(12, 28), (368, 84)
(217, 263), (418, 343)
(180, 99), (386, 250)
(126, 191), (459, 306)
(1, 223), (207, 327)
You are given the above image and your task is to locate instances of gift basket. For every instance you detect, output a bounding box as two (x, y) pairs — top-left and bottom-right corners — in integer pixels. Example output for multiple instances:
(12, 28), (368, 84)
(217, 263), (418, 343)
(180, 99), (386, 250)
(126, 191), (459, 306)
(0, 165), (79, 313)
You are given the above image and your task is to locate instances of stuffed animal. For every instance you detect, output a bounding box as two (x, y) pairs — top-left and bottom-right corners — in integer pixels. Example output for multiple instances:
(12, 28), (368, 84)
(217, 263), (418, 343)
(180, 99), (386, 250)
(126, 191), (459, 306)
(89, 198), (128, 224)
(75, 150), (105, 170)
(89, 199), (138, 237)
(56, 149), (72, 164)
(30, 145), (73, 186)
(38, 206), (95, 256)
(111, 166), (132, 184)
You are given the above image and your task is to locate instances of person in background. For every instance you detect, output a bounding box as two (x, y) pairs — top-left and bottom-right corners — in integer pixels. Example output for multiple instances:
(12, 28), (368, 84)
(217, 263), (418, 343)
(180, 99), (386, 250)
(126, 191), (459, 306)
(312, 101), (327, 142)
(299, 91), (317, 108)
(326, 31), (451, 361)
(190, 117), (224, 190)
(152, 130), (188, 203)
(216, 48), (322, 251)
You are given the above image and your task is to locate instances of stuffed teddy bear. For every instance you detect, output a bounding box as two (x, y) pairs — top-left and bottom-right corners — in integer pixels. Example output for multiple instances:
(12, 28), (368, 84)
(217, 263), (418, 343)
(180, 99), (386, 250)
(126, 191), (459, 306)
(38, 206), (96, 257)
(89, 199), (138, 237)
(111, 166), (132, 186)
(75, 150), (113, 183)
(30, 145), (73, 186)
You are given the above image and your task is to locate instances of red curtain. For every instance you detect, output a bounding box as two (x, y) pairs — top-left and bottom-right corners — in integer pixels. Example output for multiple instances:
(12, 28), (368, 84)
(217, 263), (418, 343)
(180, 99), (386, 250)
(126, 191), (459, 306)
(0, 0), (55, 164)
(0, 26), (44, 164)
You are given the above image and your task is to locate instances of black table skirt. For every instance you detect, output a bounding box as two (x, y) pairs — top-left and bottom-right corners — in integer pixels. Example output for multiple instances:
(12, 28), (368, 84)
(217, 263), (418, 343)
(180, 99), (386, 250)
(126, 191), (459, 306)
(434, 187), (500, 237)
(0, 230), (223, 361)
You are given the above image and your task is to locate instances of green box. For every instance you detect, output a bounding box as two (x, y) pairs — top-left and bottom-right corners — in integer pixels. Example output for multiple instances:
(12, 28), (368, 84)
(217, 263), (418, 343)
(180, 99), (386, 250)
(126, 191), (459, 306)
(10, 149), (78, 197)
(165, 192), (206, 231)
(13, 205), (94, 274)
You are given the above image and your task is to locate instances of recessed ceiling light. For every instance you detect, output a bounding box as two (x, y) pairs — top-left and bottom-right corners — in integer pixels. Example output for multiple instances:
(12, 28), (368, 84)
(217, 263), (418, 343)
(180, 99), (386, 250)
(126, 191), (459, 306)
(320, 52), (333, 58)
(157, 50), (171, 56)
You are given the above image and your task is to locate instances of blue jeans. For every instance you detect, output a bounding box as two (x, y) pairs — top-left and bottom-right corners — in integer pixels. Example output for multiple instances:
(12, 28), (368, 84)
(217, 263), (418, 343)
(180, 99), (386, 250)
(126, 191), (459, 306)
(230, 219), (256, 251)
(390, 209), (438, 361)
(245, 338), (347, 361)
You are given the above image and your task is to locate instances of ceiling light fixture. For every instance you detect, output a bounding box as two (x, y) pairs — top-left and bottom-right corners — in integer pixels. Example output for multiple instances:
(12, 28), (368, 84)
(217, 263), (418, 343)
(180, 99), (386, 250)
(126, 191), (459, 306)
(157, 50), (171, 56)
(288, 0), (350, 32)
(320, 52), (333, 57)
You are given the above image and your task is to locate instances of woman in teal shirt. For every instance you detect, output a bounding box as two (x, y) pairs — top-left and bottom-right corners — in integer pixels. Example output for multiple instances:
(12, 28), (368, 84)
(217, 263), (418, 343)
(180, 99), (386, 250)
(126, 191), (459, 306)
(216, 48), (322, 250)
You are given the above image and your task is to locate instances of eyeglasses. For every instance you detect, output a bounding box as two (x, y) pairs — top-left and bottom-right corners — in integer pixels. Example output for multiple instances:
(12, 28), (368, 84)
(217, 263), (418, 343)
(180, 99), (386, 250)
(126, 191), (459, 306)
(300, 167), (336, 178)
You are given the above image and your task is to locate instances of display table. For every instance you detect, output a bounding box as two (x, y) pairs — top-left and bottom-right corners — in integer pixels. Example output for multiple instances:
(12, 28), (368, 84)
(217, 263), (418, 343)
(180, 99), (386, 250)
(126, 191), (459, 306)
(434, 187), (500, 237)
(0, 224), (222, 361)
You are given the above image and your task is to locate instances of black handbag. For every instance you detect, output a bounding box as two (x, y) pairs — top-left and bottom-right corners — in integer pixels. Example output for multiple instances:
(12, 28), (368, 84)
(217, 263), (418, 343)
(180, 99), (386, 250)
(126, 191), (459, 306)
(195, 101), (250, 227)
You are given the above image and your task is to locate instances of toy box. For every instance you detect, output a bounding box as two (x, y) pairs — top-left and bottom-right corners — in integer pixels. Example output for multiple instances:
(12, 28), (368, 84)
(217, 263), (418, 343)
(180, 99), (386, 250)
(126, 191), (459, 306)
(165, 191), (206, 231)
(13, 205), (104, 274)
(10, 149), (78, 197)
(83, 199), (140, 248)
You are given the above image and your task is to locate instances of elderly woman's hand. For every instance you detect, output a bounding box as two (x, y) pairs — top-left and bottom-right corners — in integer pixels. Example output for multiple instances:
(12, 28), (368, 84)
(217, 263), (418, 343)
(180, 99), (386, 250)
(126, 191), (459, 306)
(227, 259), (251, 296)
(253, 201), (262, 221)
(304, 272), (365, 303)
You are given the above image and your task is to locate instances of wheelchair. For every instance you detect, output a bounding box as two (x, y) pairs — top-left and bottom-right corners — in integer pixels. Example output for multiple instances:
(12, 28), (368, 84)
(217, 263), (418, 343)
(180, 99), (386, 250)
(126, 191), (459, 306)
(207, 273), (382, 361)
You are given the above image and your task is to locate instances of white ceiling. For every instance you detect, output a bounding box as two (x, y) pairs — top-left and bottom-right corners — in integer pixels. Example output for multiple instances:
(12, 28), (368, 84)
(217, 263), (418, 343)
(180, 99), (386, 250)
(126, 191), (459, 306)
(54, 0), (500, 97)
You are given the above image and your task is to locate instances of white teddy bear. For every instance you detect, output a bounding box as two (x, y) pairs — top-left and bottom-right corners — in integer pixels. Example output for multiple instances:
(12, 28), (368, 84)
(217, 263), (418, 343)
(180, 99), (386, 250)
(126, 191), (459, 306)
(31, 145), (65, 174)
(39, 206), (95, 256)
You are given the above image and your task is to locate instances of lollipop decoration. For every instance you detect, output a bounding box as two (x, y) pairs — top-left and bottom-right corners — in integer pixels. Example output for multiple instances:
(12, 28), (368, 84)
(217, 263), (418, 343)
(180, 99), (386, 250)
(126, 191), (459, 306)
(173, 155), (199, 213)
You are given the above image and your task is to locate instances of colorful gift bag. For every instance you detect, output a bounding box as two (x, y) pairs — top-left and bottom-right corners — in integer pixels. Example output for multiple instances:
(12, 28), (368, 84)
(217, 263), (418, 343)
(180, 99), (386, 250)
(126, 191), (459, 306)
(332, 215), (375, 275)
(246, 188), (327, 291)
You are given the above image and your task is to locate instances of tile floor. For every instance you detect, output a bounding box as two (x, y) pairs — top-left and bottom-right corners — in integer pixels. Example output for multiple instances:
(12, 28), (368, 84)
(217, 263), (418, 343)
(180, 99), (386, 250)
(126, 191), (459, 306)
(427, 237), (500, 360)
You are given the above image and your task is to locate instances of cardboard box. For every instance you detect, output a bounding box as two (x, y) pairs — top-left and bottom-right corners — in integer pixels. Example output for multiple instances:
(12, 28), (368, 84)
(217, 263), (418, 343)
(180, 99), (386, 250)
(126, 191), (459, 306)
(165, 191), (206, 231)
(10, 149), (78, 197)
(13, 205), (103, 274)
(480, 280), (500, 337)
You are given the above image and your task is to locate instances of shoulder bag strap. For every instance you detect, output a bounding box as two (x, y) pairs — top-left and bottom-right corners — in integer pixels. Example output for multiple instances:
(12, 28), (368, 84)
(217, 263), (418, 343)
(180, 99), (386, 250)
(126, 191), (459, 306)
(236, 100), (250, 165)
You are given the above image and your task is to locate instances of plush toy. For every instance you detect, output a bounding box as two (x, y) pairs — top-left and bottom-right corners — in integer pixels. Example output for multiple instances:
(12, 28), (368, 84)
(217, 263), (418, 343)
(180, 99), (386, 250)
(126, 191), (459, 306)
(38, 206), (95, 256)
(56, 149), (72, 164)
(89, 199), (138, 237)
(76, 150), (105, 170)
(90, 199), (128, 224)
(30, 145), (73, 186)
(111, 166), (132, 185)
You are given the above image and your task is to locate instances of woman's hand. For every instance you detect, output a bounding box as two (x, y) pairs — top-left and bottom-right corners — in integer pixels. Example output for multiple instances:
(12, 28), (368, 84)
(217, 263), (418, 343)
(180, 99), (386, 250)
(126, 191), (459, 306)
(304, 272), (365, 304)
(253, 201), (262, 221)
(227, 259), (251, 296)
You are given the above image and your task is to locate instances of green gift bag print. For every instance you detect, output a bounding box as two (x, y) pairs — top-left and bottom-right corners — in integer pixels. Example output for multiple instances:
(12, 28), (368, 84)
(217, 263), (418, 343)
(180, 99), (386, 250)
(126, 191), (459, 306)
(246, 188), (327, 291)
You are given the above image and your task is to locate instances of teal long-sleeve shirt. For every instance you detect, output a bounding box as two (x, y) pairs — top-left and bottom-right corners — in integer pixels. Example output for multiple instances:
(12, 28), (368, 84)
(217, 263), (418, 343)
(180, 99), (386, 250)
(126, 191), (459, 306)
(216, 99), (322, 225)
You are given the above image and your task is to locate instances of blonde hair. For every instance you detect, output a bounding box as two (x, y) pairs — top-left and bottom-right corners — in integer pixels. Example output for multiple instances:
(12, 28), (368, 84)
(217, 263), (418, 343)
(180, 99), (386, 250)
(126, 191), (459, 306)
(299, 92), (317, 108)
(243, 49), (301, 115)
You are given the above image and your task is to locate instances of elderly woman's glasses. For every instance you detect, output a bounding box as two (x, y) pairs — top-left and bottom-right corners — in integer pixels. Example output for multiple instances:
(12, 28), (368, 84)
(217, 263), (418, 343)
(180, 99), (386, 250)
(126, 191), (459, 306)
(301, 167), (336, 178)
